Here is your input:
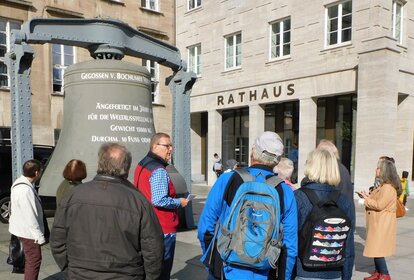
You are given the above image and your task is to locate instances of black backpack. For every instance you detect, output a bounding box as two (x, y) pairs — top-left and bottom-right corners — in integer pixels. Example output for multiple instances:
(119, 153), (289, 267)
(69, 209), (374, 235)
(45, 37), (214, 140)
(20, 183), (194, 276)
(298, 188), (351, 269)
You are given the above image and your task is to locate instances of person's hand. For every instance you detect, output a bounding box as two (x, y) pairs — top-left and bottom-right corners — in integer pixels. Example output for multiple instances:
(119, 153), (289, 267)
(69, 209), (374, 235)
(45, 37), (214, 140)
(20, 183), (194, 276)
(35, 238), (46, 246)
(359, 191), (368, 199)
(356, 191), (369, 199)
(180, 198), (189, 208)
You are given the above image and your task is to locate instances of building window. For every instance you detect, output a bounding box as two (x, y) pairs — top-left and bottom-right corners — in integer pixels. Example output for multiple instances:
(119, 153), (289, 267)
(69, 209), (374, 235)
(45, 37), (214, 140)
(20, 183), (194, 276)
(326, 0), (352, 46)
(0, 126), (11, 144)
(265, 102), (299, 157)
(392, 1), (403, 44)
(225, 33), (242, 70)
(188, 44), (201, 76)
(222, 108), (249, 167)
(265, 101), (300, 183)
(270, 18), (291, 59)
(141, 0), (159, 11)
(143, 59), (159, 103)
(0, 19), (21, 88)
(52, 44), (75, 94)
(317, 94), (357, 177)
(188, 0), (201, 10)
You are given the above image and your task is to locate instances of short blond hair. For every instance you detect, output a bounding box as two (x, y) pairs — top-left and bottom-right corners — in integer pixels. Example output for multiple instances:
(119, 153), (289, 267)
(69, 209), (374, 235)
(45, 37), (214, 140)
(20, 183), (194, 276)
(273, 157), (294, 180)
(304, 149), (340, 186)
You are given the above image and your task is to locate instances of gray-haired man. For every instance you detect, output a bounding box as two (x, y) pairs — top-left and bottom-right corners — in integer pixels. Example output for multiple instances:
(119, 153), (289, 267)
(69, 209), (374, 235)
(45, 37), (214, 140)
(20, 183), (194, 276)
(198, 131), (298, 280)
(51, 143), (164, 280)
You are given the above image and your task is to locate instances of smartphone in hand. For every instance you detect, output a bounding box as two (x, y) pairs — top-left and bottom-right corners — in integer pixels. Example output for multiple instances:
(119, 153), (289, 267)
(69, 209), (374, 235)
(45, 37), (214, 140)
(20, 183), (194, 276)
(355, 191), (364, 198)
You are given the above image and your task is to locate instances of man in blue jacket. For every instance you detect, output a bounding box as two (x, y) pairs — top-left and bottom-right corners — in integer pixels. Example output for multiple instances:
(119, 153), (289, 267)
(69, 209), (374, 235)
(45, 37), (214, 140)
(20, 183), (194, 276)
(198, 131), (298, 280)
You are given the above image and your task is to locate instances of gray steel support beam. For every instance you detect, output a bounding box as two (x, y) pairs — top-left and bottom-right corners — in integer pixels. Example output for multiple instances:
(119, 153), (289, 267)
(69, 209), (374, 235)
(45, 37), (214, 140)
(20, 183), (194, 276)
(167, 70), (197, 229)
(7, 18), (196, 228)
(20, 18), (186, 71)
(6, 39), (35, 181)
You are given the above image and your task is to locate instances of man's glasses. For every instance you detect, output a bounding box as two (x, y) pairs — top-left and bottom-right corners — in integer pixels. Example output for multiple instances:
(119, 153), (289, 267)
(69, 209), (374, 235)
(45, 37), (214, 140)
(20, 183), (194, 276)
(157, 143), (172, 148)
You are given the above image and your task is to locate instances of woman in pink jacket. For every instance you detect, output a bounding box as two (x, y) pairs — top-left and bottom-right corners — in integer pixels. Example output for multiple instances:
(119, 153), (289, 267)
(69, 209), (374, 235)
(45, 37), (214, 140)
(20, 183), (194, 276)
(359, 157), (402, 280)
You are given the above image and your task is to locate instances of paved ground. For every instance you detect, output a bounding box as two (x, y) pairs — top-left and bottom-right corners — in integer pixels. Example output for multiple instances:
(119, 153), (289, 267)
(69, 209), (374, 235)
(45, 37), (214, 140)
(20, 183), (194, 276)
(0, 184), (413, 279)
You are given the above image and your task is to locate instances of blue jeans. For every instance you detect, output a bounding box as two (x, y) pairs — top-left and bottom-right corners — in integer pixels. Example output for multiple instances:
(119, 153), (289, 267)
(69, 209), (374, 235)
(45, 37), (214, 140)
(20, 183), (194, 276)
(208, 271), (219, 280)
(159, 233), (176, 280)
(374, 257), (389, 274)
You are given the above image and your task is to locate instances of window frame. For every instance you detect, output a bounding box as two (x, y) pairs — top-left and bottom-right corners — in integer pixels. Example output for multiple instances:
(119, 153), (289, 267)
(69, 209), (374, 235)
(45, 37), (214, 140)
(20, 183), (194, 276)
(187, 0), (201, 11)
(143, 59), (160, 104)
(269, 17), (291, 61)
(392, 0), (404, 44)
(52, 44), (76, 95)
(0, 19), (21, 89)
(224, 32), (242, 70)
(325, 0), (353, 47)
(188, 44), (201, 76)
(141, 0), (159, 12)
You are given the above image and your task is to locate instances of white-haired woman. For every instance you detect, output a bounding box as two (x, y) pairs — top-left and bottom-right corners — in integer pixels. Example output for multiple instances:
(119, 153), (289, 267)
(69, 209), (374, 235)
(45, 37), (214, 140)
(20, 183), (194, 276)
(273, 157), (295, 190)
(295, 149), (355, 280)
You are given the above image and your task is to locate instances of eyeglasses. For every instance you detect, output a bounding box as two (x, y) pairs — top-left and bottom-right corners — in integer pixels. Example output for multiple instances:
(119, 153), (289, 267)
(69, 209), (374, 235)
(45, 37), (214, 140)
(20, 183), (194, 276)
(157, 143), (172, 148)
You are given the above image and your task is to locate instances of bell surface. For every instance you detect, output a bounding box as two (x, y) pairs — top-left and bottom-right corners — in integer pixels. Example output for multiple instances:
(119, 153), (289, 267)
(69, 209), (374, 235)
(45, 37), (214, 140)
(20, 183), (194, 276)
(39, 59), (154, 207)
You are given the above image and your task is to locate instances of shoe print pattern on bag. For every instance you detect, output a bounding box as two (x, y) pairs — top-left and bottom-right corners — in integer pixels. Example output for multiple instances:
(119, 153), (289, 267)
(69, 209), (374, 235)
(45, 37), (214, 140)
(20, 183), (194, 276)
(298, 188), (351, 269)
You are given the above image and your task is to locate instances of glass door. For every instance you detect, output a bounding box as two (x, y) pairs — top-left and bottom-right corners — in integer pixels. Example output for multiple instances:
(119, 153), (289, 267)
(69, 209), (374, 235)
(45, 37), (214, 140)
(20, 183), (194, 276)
(222, 107), (249, 167)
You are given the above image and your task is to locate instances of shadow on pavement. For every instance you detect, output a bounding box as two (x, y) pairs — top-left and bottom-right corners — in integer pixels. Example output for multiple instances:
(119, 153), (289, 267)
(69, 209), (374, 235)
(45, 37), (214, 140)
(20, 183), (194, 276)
(354, 241), (373, 273)
(171, 255), (208, 280)
(355, 225), (367, 241)
(43, 271), (65, 280)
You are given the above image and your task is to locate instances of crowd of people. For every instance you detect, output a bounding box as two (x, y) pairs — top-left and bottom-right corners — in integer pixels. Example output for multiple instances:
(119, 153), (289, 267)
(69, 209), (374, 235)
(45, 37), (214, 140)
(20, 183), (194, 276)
(8, 133), (189, 280)
(7, 131), (407, 280)
(203, 133), (404, 280)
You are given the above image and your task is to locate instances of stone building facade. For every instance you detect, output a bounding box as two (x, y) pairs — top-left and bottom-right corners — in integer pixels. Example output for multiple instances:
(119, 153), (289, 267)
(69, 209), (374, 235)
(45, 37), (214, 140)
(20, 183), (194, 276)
(0, 0), (175, 145)
(176, 0), (414, 190)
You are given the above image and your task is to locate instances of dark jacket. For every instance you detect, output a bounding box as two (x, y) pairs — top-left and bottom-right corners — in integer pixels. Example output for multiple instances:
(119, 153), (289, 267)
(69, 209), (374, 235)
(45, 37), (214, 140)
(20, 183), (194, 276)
(50, 175), (164, 280)
(337, 162), (354, 204)
(295, 180), (355, 280)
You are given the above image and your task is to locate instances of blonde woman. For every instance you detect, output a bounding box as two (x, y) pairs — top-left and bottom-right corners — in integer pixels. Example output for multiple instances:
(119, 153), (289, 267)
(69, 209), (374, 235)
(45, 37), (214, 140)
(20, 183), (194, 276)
(295, 149), (355, 280)
(358, 158), (402, 280)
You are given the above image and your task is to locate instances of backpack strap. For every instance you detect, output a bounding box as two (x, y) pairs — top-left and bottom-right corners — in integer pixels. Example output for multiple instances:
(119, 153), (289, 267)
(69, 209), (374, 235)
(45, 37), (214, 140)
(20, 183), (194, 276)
(265, 176), (284, 188)
(12, 182), (42, 203)
(299, 188), (320, 206)
(234, 169), (285, 213)
(223, 168), (254, 206)
(233, 168), (254, 182)
(300, 187), (340, 207)
(266, 176), (285, 214)
(12, 182), (32, 189)
(224, 168), (285, 212)
(328, 190), (341, 203)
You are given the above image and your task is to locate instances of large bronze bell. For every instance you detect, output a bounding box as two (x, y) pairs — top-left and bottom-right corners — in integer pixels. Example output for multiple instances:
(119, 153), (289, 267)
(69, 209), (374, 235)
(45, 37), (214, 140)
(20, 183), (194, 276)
(39, 59), (154, 206)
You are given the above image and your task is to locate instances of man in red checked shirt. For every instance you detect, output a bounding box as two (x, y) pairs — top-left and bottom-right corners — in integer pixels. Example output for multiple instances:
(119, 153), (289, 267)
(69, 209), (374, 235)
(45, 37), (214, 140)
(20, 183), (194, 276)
(134, 132), (189, 280)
